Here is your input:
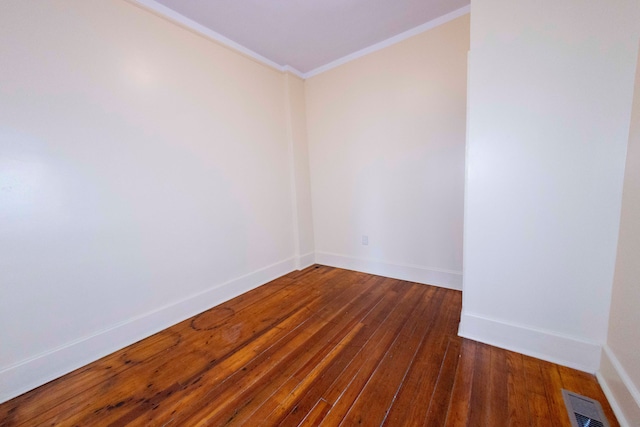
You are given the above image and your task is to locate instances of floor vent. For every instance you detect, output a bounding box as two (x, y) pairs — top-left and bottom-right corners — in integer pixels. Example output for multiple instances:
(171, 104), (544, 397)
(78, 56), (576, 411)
(562, 389), (610, 427)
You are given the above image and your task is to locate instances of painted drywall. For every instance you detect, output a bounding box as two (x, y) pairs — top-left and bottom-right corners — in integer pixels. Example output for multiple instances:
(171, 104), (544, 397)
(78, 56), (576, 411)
(599, 45), (640, 426)
(460, 0), (640, 372)
(0, 0), (308, 402)
(285, 73), (315, 268)
(305, 15), (469, 289)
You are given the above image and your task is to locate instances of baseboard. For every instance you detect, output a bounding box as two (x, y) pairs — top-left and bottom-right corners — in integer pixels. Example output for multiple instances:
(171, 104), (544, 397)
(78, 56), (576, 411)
(0, 257), (296, 404)
(297, 252), (316, 270)
(314, 251), (462, 290)
(597, 345), (640, 427)
(458, 311), (602, 373)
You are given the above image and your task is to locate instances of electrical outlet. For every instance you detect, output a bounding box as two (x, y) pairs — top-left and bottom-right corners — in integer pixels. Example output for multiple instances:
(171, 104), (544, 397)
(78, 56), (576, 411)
(362, 235), (369, 245)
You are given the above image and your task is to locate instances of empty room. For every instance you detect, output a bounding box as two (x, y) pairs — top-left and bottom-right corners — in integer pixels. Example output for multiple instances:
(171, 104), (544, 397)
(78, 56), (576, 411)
(1, 0), (639, 426)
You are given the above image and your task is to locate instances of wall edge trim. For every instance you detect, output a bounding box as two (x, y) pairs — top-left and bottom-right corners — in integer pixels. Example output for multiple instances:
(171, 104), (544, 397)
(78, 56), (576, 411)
(298, 252), (316, 270)
(315, 251), (462, 290)
(596, 344), (640, 427)
(0, 257), (296, 404)
(458, 311), (602, 373)
(597, 371), (632, 427)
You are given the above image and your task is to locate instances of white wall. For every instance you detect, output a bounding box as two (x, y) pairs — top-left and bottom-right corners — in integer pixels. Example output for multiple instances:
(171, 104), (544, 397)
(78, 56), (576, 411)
(598, 45), (640, 426)
(305, 15), (469, 289)
(460, 0), (640, 373)
(0, 0), (308, 402)
(285, 73), (316, 268)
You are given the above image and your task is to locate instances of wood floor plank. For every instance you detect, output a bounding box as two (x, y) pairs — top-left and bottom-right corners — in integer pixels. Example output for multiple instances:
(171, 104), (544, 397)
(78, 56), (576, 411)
(298, 399), (331, 427)
(383, 290), (461, 426)
(319, 284), (429, 425)
(337, 287), (442, 426)
(466, 342), (492, 427)
(242, 282), (428, 425)
(443, 338), (477, 427)
(275, 279), (412, 427)
(0, 266), (619, 427)
(504, 351), (531, 427)
(249, 282), (409, 426)
(486, 345), (509, 427)
(248, 323), (364, 426)
(98, 271), (382, 426)
(539, 360), (571, 425)
(172, 276), (389, 426)
(421, 338), (463, 427)
(523, 355), (555, 427)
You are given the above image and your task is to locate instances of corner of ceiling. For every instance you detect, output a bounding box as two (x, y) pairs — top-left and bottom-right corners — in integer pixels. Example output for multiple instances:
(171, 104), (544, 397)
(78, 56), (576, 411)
(126, 0), (469, 81)
(303, 5), (470, 79)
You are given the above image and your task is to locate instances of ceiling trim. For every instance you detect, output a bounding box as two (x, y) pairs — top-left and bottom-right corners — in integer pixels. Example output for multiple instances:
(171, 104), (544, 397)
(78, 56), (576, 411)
(127, 0), (306, 78)
(304, 5), (470, 78)
(127, 0), (469, 80)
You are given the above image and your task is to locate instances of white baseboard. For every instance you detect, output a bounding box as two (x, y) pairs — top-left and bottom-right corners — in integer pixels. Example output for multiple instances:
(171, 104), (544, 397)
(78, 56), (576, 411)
(597, 345), (640, 427)
(0, 257), (296, 404)
(314, 251), (462, 290)
(458, 311), (602, 373)
(297, 252), (316, 270)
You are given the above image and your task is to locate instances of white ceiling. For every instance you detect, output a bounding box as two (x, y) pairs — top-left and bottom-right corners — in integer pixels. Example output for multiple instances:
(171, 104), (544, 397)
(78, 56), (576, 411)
(143, 0), (470, 74)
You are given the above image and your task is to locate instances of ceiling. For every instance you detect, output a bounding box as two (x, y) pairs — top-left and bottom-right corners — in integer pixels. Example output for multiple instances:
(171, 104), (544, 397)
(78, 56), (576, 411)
(143, 0), (470, 75)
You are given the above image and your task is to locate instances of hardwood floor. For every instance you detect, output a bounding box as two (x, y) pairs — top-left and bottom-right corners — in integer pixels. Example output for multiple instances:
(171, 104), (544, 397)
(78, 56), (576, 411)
(0, 266), (618, 426)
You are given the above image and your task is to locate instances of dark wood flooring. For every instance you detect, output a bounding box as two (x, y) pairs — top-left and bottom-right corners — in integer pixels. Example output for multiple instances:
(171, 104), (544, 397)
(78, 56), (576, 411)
(0, 265), (618, 426)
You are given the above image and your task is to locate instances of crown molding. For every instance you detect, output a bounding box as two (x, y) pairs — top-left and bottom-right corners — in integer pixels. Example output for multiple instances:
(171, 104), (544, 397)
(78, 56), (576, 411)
(282, 65), (306, 79)
(304, 5), (471, 78)
(127, 0), (469, 80)
(127, 0), (306, 78)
